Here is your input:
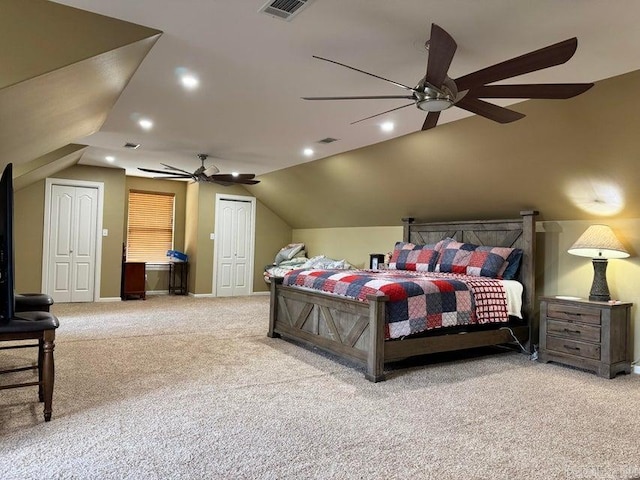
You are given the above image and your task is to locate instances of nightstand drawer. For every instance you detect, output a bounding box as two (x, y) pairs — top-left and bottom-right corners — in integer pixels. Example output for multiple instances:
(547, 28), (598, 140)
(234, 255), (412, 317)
(546, 336), (601, 360)
(547, 303), (601, 325)
(546, 319), (601, 343)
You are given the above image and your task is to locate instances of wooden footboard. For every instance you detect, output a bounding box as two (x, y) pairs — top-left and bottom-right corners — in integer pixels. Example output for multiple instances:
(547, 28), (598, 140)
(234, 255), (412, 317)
(268, 278), (388, 382)
(268, 278), (529, 382)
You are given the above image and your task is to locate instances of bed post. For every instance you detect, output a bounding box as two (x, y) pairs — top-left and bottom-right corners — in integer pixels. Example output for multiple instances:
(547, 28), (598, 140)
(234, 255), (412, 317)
(365, 294), (388, 382)
(519, 210), (538, 353)
(401, 217), (415, 243)
(268, 278), (282, 338)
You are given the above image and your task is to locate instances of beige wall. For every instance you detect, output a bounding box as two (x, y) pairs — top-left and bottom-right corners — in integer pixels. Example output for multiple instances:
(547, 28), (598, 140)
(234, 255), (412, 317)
(291, 219), (640, 365)
(184, 182), (200, 294)
(15, 167), (292, 298)
(187, 182), (292, 295)
(14, 164), (126, 298)
(293, 226), (402, 269)
(249, 70), (640, 230)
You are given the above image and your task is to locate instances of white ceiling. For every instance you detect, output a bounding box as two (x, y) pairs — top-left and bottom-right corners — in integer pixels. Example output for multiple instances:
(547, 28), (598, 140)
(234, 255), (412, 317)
(54, 0), (640, 179)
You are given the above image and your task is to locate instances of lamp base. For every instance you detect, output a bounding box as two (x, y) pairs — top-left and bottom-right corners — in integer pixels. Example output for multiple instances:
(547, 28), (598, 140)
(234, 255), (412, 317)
(588, 258), (610, 302)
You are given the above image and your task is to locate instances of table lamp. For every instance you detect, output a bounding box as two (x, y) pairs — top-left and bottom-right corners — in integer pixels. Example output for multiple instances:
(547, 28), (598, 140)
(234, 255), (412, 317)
(567, 224), (629, 301)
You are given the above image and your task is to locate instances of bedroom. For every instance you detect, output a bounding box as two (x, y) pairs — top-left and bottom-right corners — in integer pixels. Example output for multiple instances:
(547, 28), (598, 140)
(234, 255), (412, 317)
(2, 1), (640, 478)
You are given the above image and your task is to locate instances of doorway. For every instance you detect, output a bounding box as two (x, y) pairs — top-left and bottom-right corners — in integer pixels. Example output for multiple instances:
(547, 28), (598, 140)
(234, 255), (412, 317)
(42, 178), (104, 302)
(213, 194), (255, 297)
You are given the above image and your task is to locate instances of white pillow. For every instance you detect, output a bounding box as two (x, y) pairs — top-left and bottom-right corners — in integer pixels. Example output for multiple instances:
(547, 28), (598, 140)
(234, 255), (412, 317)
(274, 243), (305, 265)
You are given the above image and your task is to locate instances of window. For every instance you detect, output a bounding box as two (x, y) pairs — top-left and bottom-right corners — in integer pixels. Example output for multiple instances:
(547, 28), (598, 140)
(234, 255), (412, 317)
(127, 190), (175, 263)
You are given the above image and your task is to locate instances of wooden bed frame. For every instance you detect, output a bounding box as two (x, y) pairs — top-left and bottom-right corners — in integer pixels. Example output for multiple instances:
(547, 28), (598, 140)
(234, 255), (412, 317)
(268, 211), (538, 382)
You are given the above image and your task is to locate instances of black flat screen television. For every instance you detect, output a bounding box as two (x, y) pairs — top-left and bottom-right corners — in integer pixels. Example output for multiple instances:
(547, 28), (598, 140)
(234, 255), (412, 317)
(0, 163), (15, 322)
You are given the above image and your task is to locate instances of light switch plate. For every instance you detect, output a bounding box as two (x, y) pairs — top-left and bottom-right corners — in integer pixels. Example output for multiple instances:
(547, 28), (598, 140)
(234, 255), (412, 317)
(102, 229), (108, 237)
(210, 233), (215, 240)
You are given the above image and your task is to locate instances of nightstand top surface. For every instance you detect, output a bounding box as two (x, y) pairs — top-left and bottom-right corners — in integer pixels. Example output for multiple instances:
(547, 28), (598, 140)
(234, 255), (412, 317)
(540, 296), (632, 307)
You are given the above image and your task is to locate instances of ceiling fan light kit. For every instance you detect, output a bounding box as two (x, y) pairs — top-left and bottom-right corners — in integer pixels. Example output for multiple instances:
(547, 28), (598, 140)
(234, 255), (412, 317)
(303, 23), (594, 131)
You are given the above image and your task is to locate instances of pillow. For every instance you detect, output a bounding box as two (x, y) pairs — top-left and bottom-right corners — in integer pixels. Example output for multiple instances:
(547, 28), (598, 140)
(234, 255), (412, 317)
(435, 241), (517, 278)
(499, 248), (523, 280)
(388, 242), (439, 272)
(274, 243), (305, 265)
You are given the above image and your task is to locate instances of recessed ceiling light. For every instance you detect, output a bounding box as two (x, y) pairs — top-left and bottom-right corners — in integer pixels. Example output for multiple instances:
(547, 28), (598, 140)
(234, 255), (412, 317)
(381, 121), (394, 132)
(105, 156), (115, 162)
(180, 74), (200, 90)
(231, 172), (239, 177)
(303, 148), (314, 157)
(138, 118), (153, 130)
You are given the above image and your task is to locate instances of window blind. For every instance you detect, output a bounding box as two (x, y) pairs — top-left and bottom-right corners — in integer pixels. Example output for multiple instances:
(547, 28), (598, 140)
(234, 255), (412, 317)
(127, 190), (175, 263)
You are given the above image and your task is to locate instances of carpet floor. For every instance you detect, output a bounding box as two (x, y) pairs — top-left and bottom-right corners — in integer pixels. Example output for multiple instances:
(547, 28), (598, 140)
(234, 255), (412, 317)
(1, 295), (639, 480)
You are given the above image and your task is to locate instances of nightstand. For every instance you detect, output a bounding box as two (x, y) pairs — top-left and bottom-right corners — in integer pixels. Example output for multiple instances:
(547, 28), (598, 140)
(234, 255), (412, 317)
(539, 296), (632, 378)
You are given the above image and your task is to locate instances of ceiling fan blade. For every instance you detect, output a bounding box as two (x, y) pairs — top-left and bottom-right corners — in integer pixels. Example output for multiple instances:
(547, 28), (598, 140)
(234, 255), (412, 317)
(152, 175), (194, 180)
(207, 178), (261, 186)
(159, 163), (195, 175)
(210, 174), (256, 181)
(312, 55), (415, 91)
(138, 167), (191, 177)
(350, 102), (415, 125)
(455, 38), (578, 91)
(469, 83), (594, 99)
(421, 111), (441, 131)
(228, 179), (261, 185)
(425, 24), (457, 88)
(455, 97), (525, 124)
(302, 95), (415, 101)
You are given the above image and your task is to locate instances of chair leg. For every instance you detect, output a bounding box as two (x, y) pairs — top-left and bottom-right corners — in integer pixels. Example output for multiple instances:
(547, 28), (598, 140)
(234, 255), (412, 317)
(38, 339), (44, 402)
(41, 330), (55, 422)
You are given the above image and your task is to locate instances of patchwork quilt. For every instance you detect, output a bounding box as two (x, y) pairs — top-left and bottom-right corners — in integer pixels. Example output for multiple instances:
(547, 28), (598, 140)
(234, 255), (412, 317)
(283, 269), (510, 340)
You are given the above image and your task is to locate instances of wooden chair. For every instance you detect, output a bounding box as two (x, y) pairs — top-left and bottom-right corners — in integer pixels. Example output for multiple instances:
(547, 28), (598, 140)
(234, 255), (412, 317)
(0, 162), (59, 422)
(0, 298), (59, 421)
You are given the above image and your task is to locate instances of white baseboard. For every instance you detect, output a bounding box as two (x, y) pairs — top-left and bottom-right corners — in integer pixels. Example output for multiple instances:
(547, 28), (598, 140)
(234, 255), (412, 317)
(633, 365), (640, 375)
(98, 297), (122, 302)
(252, 291), (270, 296)
(146, 290), (169, 295)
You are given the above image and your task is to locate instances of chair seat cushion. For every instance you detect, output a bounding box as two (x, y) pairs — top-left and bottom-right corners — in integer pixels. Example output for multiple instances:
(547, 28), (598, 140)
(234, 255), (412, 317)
(0, 311), (59, 333)
(15, 293), (54, 312)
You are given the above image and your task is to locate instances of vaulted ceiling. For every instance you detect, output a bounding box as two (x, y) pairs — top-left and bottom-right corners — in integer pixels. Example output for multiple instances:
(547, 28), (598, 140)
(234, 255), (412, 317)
(38, 1), (640, 178)
(3, 1), (640, 227)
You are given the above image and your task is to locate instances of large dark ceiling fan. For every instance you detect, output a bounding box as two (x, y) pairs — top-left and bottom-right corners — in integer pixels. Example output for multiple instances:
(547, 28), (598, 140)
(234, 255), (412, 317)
(303, 24), (594, 130)
(138, 154), (260, 186)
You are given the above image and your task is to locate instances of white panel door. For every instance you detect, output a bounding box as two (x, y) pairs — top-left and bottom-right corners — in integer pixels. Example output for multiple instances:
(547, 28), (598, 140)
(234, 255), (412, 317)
(216, 198), (252, 297)
(47, 185), (98, 302)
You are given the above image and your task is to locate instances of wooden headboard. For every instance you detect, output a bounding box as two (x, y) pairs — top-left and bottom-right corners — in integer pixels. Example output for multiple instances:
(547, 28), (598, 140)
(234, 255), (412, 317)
(401, 211), (539, 347)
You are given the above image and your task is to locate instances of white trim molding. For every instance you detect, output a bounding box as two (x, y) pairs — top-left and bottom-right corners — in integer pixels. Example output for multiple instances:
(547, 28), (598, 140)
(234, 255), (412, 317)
(633, 365), (640, 375)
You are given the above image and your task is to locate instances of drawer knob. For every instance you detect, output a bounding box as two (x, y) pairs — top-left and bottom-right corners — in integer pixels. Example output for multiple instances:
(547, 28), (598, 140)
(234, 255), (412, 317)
(563, 328), (581, 334)
(564, 345), (581, 351)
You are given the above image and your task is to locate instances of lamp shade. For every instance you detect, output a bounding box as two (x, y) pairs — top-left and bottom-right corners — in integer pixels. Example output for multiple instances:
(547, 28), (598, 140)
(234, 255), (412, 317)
(568, 224), (629, 259)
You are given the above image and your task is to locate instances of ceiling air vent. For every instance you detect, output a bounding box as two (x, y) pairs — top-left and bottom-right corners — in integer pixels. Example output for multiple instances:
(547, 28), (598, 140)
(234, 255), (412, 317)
(124, 142), (140, 149)
(258, 0), (314, 21)
(317, 137), (338, 144)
